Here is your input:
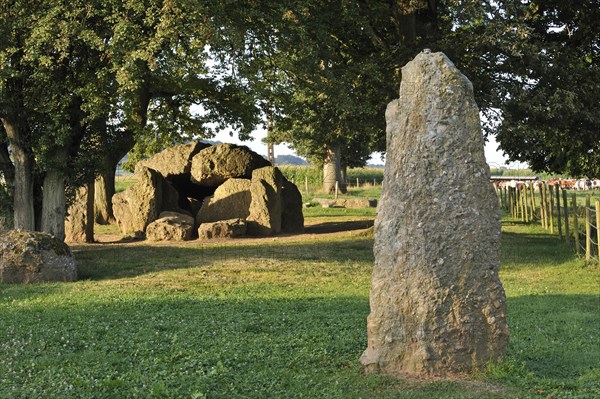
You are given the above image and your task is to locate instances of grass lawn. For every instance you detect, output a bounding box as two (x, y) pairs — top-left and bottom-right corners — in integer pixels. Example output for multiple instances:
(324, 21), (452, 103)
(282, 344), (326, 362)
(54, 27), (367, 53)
(1, 210), (599, 398)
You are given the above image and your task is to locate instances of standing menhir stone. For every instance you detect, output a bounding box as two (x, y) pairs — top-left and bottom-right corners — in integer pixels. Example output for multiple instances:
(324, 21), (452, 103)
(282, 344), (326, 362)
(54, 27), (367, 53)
(360, 51), (509, 377)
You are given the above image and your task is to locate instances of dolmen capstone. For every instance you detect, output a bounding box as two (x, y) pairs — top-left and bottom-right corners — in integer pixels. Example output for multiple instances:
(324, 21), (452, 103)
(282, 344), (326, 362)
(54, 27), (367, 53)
(360, 51), (509, 377)
(0, 230), (77, 283)
(113, 142), (304, 240)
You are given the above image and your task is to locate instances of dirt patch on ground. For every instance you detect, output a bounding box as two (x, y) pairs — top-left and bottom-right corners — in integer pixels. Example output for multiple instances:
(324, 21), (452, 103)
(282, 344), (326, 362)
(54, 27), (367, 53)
(77, 217), (375, 248)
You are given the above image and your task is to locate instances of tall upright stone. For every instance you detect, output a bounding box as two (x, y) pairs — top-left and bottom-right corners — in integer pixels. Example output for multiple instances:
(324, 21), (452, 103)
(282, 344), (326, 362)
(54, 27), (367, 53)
(360, 51), (508, 377)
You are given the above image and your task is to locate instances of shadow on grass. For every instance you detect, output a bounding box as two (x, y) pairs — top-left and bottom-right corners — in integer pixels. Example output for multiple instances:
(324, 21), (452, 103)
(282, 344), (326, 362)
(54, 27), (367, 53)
(74, 237), (374, 281)
(0, 295), (374, 399)
(501, 231), (575, 266)
(304, 220), (374, 234)
(506, 293), (600, 384)
(2, 288), (597, 398)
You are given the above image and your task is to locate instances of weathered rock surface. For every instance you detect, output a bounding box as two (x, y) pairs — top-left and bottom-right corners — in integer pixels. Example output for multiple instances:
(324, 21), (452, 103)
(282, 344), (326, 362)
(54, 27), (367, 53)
(146, 211), (195, 241)
(196, 178), (252, 224)
(312, 198), (377, 209)
(247, 167), (284, 236)
(360, 51), (508, 377)
(0, 230), (77, 283)
(135, 141), (209, 177)
(190, 144), (271, 186)
(281, 180), (304, 233)
(65, 186), (88, 243)
(198, 218), (246, 239)
(113, 167), (181, 237)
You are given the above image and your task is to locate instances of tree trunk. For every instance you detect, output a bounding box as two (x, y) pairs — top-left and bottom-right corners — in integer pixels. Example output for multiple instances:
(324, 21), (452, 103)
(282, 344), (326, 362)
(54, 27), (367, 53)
(94, 127), (135, 224)
(41, 169), (66, 240)
(2, 118), (35, 230)
(94, 172), (116, 224)
(85, 180), (95, 242)
(323, 143), (347, 194)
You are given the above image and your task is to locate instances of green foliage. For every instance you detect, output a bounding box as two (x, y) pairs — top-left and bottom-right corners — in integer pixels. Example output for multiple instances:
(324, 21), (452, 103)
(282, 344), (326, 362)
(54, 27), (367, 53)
(443, 1), (600, 178)
(114, 176), (137, 193)
(279, 165), (383, 196)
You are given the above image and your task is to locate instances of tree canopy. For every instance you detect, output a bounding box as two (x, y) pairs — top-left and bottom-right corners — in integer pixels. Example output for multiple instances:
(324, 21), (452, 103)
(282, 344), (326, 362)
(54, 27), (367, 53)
(223, 0), (599, 178)
(1, 0), (598, 237)
(492, 0), (600, 177)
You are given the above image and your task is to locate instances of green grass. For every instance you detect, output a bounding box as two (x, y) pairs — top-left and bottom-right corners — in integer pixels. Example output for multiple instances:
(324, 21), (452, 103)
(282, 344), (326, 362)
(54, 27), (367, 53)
(115, 176), (137, 193)
(1, 210), (599, 398)
(279, 165), (384, 196)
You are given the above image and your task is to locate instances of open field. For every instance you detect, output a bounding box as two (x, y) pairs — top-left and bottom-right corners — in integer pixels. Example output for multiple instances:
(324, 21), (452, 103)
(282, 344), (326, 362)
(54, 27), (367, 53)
(1, 198), (599, 398)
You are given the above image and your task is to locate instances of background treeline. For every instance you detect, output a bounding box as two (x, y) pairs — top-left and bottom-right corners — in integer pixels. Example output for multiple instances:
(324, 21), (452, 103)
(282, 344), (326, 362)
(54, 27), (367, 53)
(1, 1), (598, 239)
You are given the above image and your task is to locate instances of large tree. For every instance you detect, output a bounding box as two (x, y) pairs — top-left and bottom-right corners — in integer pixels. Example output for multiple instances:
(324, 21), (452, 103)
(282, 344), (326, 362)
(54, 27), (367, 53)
(214, 1), (439, 192)
(490, 1), (600, 177)
(0, 0), (261, 239)
(226, 0), (598, 183)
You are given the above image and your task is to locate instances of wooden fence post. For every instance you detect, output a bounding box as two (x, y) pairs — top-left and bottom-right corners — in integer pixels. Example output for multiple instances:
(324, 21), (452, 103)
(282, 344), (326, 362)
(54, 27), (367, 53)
(518, 186), (523, 221)
(356, 177), (359, 188)
(523, 186), (528, 221)
(530, 184), (537, 221)
(572, 194), (580, 255)
(556, 185), (563, 240)
(586, 195), (591, 261)
(508, 188), (512, 217)
(596, 200), (600, 263)
(549, 185), (554, 234)
(563, 189), (569, 243)
(540, 185), (547, 229)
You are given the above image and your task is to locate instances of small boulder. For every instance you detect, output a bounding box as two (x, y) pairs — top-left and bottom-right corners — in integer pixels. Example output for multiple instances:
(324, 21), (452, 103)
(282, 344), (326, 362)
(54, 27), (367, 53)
(198, 218), (246, 239)
(344, 198), (378, 209)
(146, 211), (195, 241)
(0, 230), (77, 283)
(190, 144), (271, 186)
(196, 178), (252, 224)
(135, 141), (210, 177)
(247, 167), (284, 236)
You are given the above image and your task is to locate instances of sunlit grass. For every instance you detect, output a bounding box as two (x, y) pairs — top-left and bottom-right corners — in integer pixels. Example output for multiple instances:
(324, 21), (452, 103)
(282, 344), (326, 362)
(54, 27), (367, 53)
(1, 209), (598, 398)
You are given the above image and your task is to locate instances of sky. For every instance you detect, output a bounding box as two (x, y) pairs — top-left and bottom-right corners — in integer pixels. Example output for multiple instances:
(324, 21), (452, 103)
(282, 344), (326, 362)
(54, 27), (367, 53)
(213, 127), (515, 168)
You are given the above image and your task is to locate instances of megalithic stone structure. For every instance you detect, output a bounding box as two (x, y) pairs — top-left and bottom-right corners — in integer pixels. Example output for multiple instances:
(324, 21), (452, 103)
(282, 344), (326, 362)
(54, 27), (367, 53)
(360, 50), (509, 377)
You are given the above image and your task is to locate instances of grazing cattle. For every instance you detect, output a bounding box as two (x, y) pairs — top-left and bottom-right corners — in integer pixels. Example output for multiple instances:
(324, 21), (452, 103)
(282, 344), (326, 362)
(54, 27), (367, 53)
(574, 179), (592, 191)
(560, 179), (576, 189)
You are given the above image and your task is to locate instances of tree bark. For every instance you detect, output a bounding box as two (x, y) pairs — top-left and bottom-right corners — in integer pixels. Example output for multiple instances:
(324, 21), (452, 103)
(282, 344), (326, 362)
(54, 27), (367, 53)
(41, 169), (66, 240)
(323, 143), (347, 194)
(85, 180), (95, 242)
(2, 118), (35, 231)
(94, 173), (116, 224)
(94, 129), (135, 224)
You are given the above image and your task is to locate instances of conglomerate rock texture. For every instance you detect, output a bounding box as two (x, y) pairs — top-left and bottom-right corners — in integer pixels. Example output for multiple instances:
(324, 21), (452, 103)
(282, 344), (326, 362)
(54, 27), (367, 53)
(0, 230), (77, 283)
(360, 51), (509, 377)
(190, 143), (271, 186)
(111, 142), (303, 240)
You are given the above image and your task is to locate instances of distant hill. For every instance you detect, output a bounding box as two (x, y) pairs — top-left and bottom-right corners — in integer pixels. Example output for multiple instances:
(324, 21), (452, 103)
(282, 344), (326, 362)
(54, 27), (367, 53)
(275, 154), (309, 166)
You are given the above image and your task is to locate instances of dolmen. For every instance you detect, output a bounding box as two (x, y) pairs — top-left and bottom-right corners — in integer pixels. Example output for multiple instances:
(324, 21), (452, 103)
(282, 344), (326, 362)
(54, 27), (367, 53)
(112, 143), (304, 240)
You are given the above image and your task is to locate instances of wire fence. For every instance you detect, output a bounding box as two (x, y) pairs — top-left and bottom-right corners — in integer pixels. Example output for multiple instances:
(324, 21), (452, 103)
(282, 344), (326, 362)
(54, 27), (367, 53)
(496, 183), (599, 263)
